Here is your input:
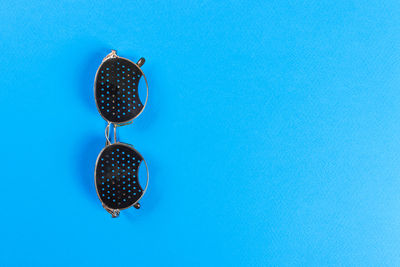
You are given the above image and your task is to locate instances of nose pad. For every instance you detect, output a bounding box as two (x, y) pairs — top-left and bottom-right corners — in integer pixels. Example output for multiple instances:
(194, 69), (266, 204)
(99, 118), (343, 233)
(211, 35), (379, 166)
(137, 70), (147, 112)
(138, 159), (148, 194)
(133, 158), (148, 210)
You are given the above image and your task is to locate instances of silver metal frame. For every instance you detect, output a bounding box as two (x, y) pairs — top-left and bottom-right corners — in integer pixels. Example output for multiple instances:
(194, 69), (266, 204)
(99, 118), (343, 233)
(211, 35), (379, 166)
(94, 141), (149, 218)
(93, 50), (150, 218)
(93, 50), (149, 126)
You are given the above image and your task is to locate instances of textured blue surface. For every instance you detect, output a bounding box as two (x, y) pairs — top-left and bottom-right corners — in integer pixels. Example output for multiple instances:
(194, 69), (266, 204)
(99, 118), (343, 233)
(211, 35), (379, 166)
(0, 1), (400, 266)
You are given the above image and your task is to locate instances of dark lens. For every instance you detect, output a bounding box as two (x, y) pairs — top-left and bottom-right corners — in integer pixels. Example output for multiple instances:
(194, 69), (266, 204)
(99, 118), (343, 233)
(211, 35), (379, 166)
(95, 58), (145, 124)
(95, 143), (144, 209)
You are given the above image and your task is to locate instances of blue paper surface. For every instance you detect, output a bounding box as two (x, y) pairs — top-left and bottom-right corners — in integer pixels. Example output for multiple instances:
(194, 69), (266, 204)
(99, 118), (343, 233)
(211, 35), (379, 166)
(0, 1), (399, 266)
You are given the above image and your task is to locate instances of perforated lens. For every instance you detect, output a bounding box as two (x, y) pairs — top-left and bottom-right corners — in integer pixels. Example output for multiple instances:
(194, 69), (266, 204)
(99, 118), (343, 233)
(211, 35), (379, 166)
(95, 58), (144, 123)
(95, 143), (144, 209)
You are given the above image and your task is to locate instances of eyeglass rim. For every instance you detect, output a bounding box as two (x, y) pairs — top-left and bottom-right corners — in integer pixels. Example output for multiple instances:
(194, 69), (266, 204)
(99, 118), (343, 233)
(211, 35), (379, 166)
(93, 51), (149, 126)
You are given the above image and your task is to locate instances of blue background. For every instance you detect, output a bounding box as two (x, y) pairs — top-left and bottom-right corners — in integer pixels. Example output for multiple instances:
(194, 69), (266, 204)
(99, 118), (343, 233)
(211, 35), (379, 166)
(0, 0), (399, 266)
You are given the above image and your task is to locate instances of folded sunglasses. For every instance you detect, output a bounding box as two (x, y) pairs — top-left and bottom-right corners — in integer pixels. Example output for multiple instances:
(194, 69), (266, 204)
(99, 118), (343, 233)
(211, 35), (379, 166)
(93, 50), (149, 218)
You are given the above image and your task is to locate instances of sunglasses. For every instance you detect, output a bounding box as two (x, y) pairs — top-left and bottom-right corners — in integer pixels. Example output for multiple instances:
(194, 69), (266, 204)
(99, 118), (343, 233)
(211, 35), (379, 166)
(93, 50), (149, 218)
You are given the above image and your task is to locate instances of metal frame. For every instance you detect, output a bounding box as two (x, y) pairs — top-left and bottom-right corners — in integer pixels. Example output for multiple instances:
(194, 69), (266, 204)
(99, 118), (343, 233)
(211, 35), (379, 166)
(93, 50), (149, 126)
(94, 141), (149, 218)
(93, 50), (150, 218)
